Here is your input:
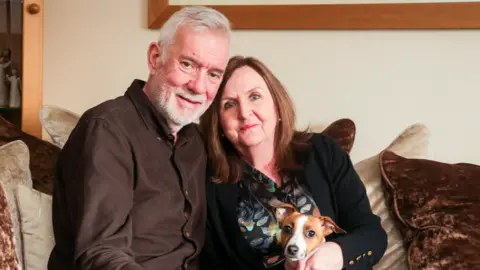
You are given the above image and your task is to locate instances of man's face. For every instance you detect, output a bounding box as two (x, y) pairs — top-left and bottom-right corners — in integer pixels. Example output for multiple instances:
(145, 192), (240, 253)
(146, 27), (230, 130)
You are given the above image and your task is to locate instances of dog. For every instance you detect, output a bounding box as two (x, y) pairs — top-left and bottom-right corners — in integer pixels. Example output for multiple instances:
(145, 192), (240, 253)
(269, 199), (346, 267)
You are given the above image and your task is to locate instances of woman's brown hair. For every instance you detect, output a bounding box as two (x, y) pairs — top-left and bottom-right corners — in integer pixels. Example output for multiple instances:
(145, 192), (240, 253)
(199, 56), (312, 184)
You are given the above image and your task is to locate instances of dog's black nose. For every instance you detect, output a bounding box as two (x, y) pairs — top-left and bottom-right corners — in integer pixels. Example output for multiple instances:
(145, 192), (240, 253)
(287, 245), (299, 255)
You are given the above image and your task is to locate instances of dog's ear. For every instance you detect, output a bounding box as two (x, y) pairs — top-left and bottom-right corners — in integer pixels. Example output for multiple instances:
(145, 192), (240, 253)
(319, 216), (346, 236)
(269, 199), (296, 223)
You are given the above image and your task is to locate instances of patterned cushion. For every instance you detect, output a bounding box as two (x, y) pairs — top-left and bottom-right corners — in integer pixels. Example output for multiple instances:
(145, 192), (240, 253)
(0, 183), (20, 270)
(0, 140), (32, 269)
(0, 115), (60, 195)
(380, 151), (480, 270)
(321, 118), (356, 154)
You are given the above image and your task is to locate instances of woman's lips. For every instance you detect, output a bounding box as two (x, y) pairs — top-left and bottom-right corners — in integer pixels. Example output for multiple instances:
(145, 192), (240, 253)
(240, 124), (258, 131)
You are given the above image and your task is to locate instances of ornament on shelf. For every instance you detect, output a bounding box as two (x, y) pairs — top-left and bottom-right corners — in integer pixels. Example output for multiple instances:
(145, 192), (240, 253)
(7, 68), (21, 108)
(0, 48), (12, 107)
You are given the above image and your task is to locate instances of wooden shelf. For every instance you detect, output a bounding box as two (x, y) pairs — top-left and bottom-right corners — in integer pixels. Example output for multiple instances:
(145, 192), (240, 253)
(0, 107), (21, 111)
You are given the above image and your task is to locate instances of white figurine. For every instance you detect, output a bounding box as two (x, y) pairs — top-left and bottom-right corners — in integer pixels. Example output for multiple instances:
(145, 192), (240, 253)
(0, 49), (11, 107)
(7, 68), (21, 108)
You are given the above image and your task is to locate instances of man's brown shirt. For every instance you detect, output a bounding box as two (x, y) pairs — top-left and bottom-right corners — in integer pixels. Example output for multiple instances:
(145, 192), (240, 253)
(48, 79), (207, 270)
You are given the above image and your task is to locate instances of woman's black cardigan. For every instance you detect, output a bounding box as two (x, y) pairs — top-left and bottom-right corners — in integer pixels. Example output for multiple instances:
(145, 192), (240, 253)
(200, 133), (388, 270)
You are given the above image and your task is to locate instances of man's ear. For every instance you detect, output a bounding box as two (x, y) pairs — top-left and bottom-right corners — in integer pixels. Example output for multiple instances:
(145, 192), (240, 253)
(269, 199), (296, 223)
(320, 216), (346, 236)
(147, 42), (163, 75)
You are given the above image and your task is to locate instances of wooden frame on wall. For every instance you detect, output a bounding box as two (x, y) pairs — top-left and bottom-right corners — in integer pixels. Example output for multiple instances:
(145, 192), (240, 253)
(148, 0), (480, 30)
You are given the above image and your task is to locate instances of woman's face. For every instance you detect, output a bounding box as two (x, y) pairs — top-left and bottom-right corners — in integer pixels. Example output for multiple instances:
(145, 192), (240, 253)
(219, 66), (278, 153)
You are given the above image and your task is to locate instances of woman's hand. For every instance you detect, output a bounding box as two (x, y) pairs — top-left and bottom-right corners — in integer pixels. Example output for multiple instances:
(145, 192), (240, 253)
(285, 242), (344, 270)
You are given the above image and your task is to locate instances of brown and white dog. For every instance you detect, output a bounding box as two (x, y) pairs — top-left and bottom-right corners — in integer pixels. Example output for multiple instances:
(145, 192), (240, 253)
(269, 199), (346, 266)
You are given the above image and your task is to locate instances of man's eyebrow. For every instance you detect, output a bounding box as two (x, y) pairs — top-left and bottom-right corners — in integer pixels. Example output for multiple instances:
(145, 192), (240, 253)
(181, 55), (201, 66)
(211, 67), (225, 75)
(181, 55), (225, 74)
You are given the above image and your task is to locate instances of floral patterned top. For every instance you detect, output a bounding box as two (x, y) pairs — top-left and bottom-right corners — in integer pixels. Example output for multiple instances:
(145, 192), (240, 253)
(236, 164), (321, 268)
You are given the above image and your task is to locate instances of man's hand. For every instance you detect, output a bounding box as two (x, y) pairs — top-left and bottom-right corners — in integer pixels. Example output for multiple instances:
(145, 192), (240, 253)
(285, 242), (344, 270)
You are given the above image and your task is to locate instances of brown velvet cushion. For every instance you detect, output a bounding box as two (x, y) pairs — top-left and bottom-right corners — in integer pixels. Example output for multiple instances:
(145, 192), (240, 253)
(380, 150), (480, 270)
(0, 116), (60, 195)
(0, 183), (20, 269)
(321, 118), (355, 154)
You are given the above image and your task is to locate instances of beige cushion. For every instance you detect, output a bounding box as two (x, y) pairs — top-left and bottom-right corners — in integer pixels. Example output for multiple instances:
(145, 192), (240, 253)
(0, 140), (34, 268)
(15, 185), (54, 270)
(39, 105), (79, 148)
(0, 140), (32, 187)
(353, 124), (430, 270)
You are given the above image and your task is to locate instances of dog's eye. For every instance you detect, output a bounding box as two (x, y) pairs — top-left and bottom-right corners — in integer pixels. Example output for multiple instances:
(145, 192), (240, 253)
(307, 231), (316, 238)
(283, 226), (292, 234)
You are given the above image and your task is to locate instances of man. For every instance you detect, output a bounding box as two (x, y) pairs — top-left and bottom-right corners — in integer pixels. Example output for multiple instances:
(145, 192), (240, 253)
(48, 6), (231, 270)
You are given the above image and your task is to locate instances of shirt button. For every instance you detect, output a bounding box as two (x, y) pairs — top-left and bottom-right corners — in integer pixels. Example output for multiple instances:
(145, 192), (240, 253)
(185, 231), (191, 238)
(185, 189), (189, 196)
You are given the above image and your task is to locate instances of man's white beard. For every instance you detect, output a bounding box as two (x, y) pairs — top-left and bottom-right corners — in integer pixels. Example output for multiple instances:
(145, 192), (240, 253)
(153, 82), (209, 132)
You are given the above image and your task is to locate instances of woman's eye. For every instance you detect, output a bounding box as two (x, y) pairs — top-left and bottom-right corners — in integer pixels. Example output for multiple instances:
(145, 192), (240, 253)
(307, 231), (316, 238)
(250, 93), (260, 101)
(223, 102), (234, 109)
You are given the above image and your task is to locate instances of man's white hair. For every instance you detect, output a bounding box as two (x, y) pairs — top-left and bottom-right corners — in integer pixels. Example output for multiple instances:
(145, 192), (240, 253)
(157, 6), (232, 62)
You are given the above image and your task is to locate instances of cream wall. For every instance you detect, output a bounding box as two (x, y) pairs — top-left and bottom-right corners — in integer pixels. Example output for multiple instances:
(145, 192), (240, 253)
(44, 0), (480, 165)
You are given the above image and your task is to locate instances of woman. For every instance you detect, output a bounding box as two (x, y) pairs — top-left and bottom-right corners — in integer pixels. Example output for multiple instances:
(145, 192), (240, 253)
(198, 56), (387, 270)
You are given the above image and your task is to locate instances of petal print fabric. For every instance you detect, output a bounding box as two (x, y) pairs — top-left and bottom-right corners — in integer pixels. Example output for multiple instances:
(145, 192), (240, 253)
(236, 164), (320, 268)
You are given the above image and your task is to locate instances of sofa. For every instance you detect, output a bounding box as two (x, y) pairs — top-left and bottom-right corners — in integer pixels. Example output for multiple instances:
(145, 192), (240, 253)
(0, 105), (478, 270)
